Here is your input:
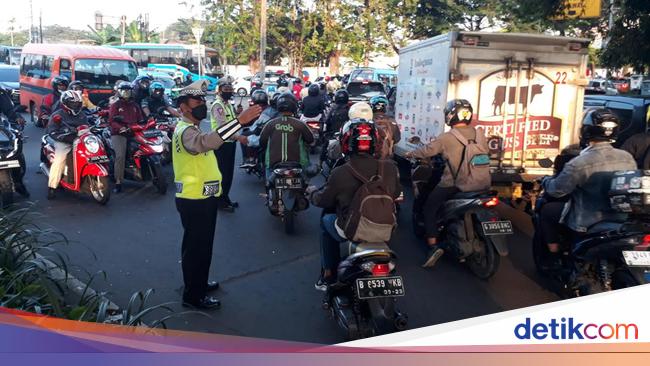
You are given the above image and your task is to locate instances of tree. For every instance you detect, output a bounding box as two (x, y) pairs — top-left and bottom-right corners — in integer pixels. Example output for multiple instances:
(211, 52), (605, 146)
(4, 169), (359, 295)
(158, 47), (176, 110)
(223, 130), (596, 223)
(600, 0), (650, 72)
(164, 19), (195, 43)
(87, 25), (121, 45)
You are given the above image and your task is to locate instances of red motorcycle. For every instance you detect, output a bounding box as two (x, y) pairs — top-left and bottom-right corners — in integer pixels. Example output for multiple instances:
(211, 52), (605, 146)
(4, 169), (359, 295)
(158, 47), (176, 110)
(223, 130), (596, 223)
(40, 123), (111, 204)
(112, 119), (168, 194)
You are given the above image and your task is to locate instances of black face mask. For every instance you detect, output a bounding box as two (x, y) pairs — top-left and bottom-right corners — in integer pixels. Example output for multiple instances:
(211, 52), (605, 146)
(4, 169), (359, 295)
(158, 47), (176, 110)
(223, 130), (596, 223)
(190, 104), (208, 120)
(221, 92), (233, 101)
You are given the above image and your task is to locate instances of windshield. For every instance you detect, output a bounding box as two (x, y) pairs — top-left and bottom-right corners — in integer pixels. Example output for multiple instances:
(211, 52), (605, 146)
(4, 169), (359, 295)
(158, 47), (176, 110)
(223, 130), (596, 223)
(9, 50), (21, 64)
(0, 67), (19, 82)
(74, 59), (138, 90)
(350, 69), (374, 82)
(347, 82), (386, 96)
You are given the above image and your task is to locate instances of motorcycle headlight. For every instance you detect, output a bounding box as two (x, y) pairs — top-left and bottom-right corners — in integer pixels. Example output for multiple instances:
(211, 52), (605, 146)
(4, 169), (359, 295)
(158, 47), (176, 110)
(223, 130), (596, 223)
(84, 136), (100, 154)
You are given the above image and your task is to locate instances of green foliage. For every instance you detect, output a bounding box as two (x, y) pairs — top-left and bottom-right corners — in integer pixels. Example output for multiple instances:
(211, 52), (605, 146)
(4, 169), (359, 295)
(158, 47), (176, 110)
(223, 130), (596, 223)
(600, 0), (650, 72)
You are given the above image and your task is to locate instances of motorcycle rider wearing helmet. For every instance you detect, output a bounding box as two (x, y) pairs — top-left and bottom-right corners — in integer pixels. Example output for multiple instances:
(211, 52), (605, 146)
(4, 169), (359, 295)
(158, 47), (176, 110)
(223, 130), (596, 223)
(142, 82), (181, 118)
(370, 95), (401, 159)
(46, 91), (88, 199)
(68, 81), (97, 110)
(109, 81), (145, 193)
(239, 90), (270, 168)
(308, 119), (401, 290)
(0, 86), (29, 197)
(210, 76), (241, 212)
(41, 76), (70, 121)
(292, 78), (303, 100)
(324, 90), (351, 135)
(131, 75), (152, 106)
(541, 108), (636, 254)
(300, 84), (326, 122)
(620, 110), (650, 169)
(259, 93), (315, 184)
(405, 99), (490, 268)
(173, 80), (262, 310)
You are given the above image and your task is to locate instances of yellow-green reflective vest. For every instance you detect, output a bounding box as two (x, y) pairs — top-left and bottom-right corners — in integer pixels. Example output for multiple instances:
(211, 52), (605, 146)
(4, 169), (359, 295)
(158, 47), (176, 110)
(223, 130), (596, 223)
(172, 120), (222, 199)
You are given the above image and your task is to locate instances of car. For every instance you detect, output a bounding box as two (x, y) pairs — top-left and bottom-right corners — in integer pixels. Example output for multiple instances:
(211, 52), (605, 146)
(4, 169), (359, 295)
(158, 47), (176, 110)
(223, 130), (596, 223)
(146, 63), (218, 92)
(0, 65), (21, 106)
(585, 79), (619, 95)
(233, 77), (251, 97)
(347, 67), (397, 89)
(346, 80), (387, 103)
(611, 78), (631, 94)
(583, 95), (650, 146)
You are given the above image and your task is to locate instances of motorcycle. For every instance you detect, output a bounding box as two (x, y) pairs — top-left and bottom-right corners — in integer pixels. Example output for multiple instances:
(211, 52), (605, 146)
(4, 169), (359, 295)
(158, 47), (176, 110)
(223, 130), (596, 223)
(532, 162), (650, 296)
(323, 239), (408, 340)
(40, 123), (111, 204)
(0, 118), (26, 208)
(409, 136), (512, 279)
(300, 114), (324, 155)
(151, 108), (177, 166)
(110, 118), (168, 194)
(266, 162), (310, 234)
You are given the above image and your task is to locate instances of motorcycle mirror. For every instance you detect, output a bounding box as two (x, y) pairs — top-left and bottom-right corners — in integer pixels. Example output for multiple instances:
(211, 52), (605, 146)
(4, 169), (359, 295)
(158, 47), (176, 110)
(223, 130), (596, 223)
(538, 158), (554, 168)
(408, 136), (421, 144)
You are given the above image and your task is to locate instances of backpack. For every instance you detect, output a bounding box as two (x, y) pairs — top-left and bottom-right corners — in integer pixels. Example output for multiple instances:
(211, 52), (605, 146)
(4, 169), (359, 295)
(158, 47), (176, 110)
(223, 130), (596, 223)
(374, 116), (395, 158)
(342, 160), (397, 243)
(448, 128), (491, 192)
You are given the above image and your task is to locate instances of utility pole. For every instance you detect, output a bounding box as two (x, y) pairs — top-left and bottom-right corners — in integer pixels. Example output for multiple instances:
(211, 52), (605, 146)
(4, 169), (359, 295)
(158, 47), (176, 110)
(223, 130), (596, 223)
(121, 15), (127, 45)
(29, 0), (34, 43)
(39, 9), (43, 43)
(259, 0), (267, 76)
(95, 12), (104, 31)
(9, 18), (15, 47)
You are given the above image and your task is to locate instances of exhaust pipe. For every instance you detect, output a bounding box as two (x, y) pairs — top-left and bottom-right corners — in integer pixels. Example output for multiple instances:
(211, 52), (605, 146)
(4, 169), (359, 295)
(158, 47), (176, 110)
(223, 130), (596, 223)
(39, 163), (50, 177)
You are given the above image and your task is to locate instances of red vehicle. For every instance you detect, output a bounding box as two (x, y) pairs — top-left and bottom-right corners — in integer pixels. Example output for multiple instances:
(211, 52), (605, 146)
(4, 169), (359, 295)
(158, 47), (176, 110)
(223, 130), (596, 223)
(40, 124), (111, 204)
(19, 43), (138, 126)
(112, 119), (167, 194)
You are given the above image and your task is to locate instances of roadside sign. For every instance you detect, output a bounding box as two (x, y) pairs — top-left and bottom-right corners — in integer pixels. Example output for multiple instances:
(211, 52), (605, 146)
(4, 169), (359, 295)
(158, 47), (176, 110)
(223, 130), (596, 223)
(551, 0), (602, 20)
(191, 27), (204, 42)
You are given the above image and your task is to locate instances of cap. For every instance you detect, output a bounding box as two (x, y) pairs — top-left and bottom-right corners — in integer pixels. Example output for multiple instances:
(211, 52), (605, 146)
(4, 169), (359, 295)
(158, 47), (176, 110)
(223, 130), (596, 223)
(218, 75), (235, 87)
(179, 80), (209, 97)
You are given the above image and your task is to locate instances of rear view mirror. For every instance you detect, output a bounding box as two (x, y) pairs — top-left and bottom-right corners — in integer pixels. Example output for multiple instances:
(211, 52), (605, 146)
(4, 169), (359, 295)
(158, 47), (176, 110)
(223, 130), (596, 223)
(538, 158), (554, 168)
(408, 136), (421, 144)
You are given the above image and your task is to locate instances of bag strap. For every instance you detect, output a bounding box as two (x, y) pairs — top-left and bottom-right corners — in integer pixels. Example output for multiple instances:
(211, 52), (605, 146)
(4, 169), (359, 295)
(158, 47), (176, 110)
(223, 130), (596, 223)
(346, 162), (370, 184)
(446, 129), (469, 181)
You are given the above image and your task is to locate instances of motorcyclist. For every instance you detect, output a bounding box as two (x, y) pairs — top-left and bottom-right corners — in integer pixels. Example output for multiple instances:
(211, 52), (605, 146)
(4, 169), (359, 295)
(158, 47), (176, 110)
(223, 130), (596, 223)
(620, 112), (650, 169)
(184, 74), (194, 87)
(323, 90), (350, 135)
(131, 75), (152, 106)
(300, 84), (325, 122)
(41, 76), (70, 121)
(300, 81), (310, 99)
(308, 119), (402, 290)
(109, 81), (145, 193)
(68, 81), (97, 111)
(251, 80), (264, 94)
(405, 99), (490, 268)
(259, 93), (315, 185)
(142, 81), (181, 118)
(0, 86), (28, 197)
(541, 108), (637, 255)
(239, 90), (270, 168)
(45, 91), (88, 199)
(292, 78), (303, 100)
(241, 92), (281, 168)
(370, 95), (401, 159)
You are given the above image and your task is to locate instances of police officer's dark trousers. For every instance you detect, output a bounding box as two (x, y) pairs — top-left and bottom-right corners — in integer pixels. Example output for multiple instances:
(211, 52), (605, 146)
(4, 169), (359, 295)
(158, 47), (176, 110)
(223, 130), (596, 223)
(215, 142), (236, 204)
(175, 196), (219, 302)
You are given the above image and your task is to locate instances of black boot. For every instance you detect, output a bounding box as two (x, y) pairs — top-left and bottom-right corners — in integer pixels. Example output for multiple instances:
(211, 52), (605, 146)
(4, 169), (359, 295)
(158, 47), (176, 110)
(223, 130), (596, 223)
(47, 188), (55, 200)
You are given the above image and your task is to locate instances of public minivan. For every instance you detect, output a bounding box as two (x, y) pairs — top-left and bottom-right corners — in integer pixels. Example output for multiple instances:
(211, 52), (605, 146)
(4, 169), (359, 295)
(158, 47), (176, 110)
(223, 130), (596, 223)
(347, 67), (398, 88)
(20, 43), (138, 123)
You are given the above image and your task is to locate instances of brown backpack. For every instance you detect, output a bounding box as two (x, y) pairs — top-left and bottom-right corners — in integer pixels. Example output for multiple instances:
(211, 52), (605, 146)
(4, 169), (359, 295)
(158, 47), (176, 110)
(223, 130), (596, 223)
(448, 128), (491, 192)
(342, 160), (397, 243)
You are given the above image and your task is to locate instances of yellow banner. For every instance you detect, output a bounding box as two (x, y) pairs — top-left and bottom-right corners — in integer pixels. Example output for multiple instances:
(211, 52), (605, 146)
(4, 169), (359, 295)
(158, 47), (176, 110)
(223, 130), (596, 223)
(551, 0), (602, 20)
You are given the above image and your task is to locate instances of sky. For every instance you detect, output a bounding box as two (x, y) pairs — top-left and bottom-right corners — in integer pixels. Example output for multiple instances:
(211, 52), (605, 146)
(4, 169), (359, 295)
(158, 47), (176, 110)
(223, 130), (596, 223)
(0, 0), (203, 32)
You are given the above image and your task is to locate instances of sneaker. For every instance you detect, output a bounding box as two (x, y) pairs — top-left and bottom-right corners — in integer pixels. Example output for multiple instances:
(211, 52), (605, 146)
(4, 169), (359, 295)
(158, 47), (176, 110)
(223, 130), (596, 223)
(47, 188), (56, 200)
(112, 184), (122, 193)
(422, 247), (444, 268)
(314, 274), (334, 292)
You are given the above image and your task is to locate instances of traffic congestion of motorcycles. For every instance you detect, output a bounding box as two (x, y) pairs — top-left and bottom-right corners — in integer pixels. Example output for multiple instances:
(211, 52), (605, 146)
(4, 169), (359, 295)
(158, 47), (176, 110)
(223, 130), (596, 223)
(0, 32), (649, 341)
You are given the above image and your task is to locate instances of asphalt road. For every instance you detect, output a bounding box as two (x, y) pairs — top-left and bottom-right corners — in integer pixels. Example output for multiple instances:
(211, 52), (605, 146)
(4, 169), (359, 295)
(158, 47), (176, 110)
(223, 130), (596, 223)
(14, 110), (558, 344)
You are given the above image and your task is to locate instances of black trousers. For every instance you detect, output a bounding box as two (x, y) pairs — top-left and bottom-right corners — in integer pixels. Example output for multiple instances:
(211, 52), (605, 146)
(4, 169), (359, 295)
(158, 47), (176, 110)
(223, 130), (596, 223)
(214, 142), (236, 203)
(175, 196), (219, 302)
(423, 186), (459, 239)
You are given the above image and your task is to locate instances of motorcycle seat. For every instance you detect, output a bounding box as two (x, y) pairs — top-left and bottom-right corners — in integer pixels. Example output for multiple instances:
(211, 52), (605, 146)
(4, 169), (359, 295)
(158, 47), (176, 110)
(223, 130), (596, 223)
(451, 190), (497, 200)
(342, 241), (395, 259)
(586, 221), (624, 235)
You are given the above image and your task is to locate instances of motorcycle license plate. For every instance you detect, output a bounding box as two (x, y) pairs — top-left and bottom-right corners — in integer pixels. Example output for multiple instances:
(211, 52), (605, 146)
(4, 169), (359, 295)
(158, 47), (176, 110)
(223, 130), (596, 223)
(356, 276), (405, 299)
(143, 130), (163, 138)
(88, 155), (109, 164)
(622, 251), (650, 267)
(481, 220), (514, 235)
(0, 160), (20, 169)
(275, 177), (302, 189)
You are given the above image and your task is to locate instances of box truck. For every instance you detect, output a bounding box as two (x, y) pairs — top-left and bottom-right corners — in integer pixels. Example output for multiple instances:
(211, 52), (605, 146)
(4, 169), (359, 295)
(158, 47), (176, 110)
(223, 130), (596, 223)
(395, 31), (591, 199)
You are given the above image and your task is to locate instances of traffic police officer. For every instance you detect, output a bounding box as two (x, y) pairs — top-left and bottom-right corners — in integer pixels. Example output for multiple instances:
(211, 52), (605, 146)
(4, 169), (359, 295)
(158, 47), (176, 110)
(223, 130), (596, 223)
(174, 80), (261, 309)
(210, 76), (241, 212)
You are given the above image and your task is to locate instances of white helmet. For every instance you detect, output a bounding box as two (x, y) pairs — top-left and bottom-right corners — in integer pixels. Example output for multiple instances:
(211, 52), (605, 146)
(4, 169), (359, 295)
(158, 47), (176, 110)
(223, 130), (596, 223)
(60, 90), (84, 116)
(348, 102), (373, 121)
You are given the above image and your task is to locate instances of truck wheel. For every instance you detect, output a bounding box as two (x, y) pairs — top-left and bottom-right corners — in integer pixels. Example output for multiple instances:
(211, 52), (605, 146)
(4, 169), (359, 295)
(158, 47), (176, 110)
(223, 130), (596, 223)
(0, 170), (14, 209)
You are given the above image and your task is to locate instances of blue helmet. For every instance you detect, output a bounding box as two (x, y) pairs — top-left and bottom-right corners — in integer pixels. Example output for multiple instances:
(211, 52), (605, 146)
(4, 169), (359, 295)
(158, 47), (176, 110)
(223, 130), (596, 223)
(369, 95), (389, 113)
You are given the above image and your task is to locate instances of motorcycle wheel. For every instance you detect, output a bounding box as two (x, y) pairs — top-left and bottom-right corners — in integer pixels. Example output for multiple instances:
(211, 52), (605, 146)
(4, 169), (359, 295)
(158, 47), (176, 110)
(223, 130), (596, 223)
(89, 176), (110, 205)
(0, 170), (14, 209)
(151, 162), (168, 194)
(283, 210), (295, 234)
(611, 270), (640, 290)
(367, 298), (398, 336)
(467, 238), (500, 280)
